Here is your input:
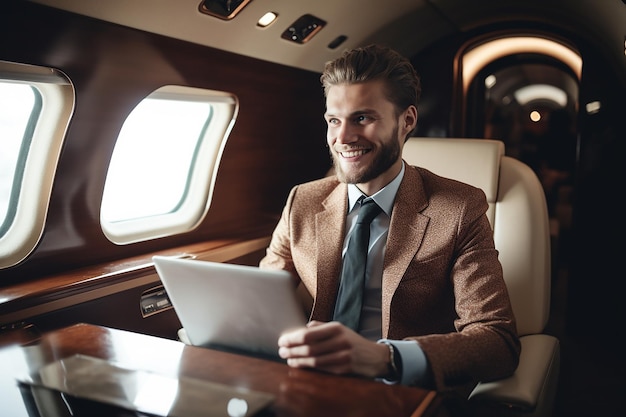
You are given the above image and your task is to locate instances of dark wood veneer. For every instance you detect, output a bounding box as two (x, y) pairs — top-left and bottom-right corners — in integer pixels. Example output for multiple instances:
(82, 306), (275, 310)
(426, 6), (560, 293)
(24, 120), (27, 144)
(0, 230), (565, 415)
(0, 2), (329, 283)
(0, 236), (271, 338)
(0, 324), (442, 417)
(0, 2), (328, 333)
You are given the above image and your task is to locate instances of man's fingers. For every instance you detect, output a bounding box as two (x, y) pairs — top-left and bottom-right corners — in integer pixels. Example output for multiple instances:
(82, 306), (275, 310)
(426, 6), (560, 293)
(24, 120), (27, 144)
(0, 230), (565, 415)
(279, 333), (345, 357)
(278, 321), (342, 347)
(285, 349), (353, 374)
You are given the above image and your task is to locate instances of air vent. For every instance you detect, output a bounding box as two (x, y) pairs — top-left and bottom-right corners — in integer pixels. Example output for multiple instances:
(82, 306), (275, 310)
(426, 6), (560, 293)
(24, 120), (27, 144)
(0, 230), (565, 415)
(281, 14), (326, 44)
(199, 0), (253, 20)
(328, 35), (348, 49)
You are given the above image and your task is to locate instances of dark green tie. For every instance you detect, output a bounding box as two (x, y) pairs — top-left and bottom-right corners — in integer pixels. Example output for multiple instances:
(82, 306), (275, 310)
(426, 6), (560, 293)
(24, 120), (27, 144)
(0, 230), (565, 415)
(333, 198), (382, 331)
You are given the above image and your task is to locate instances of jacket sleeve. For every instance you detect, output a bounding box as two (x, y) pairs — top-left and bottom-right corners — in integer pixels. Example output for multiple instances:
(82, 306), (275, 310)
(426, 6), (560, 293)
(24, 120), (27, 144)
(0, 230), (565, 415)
(409, 188), (520, 395)
(259, 185), (299, 282)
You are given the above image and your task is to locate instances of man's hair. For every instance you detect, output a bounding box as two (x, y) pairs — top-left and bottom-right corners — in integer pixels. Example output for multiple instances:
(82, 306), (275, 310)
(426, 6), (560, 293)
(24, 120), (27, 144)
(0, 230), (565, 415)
(321, 44), (421, 115)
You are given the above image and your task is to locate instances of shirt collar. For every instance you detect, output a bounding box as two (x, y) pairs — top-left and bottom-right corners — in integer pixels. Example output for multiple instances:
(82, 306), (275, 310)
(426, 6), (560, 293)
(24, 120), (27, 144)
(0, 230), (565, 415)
(347, 162), (405, 217)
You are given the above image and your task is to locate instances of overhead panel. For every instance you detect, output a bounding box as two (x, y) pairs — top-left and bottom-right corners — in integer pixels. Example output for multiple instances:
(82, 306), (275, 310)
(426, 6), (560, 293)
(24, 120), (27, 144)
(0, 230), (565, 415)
(281, 14), (326, 44)
(198, 0), (253, 20)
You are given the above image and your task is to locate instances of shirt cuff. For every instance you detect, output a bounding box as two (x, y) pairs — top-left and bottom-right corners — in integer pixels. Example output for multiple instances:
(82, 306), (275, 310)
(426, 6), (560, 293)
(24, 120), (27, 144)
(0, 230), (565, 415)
(377, 339), (430, 386)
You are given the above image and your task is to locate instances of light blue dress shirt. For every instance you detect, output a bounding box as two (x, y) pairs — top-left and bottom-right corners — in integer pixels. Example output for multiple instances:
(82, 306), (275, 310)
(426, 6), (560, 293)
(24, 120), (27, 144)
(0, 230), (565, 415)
(343, 162), (430, 386)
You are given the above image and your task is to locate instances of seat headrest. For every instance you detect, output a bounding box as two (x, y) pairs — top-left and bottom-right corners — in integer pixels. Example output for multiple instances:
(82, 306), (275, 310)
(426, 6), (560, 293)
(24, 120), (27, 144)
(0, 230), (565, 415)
(403, 138), (504, 227)
(402, 138), (504, 204)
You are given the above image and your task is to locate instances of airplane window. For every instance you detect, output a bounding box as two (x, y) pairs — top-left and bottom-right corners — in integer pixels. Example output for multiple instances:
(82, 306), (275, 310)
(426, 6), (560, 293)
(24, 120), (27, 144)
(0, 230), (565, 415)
(0, 83), (39, 231)
(0, 61), (74, 269)
(102, 99), (212, 222)
(100, 85), (238, 245)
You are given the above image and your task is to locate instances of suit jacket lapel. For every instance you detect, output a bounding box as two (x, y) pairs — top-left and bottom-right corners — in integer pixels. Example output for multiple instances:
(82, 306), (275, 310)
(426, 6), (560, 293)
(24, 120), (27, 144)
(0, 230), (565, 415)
(381, 165), (430, 337)
(312, 183), (347, 321)
(308, 167), (430, 329)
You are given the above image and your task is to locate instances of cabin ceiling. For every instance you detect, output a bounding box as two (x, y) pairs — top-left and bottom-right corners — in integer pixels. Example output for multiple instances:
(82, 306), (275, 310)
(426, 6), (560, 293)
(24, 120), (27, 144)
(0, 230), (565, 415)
(27, 0), (626, 75)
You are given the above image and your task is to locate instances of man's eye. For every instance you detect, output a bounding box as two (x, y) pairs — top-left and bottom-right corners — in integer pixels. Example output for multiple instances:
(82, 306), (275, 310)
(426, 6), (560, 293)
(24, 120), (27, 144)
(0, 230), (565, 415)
(356, 115), (370, 123)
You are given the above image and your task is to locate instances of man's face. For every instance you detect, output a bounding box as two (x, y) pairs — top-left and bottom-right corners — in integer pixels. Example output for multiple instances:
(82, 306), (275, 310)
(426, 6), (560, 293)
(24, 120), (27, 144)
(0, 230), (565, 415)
(325, 80), (411, 195)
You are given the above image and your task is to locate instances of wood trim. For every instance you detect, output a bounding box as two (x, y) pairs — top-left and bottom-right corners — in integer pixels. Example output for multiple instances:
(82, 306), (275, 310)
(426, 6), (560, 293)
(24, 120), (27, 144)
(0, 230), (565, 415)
(0, 236), (270, 326)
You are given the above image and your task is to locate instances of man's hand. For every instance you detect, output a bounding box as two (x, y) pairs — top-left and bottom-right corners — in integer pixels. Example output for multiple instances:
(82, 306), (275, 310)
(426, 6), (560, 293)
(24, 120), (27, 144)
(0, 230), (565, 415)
(277, 320), (390, 378)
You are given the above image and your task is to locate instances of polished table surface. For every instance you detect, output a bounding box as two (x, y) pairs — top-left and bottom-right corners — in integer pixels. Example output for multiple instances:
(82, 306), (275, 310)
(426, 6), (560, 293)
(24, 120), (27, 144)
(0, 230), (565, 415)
(0, 323), (442, 417)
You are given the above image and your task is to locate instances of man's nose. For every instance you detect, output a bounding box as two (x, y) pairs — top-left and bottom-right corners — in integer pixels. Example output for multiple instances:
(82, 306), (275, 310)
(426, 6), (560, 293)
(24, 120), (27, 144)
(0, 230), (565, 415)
(335, 123), (358, 144)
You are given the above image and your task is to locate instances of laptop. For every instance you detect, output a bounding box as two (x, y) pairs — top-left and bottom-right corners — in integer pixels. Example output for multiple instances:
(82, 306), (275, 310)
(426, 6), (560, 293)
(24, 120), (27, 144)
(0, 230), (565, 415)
(152, 256), (308, 359)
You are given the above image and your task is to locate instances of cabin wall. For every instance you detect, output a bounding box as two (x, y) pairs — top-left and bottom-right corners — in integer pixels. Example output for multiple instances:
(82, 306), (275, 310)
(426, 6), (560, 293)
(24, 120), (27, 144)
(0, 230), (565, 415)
(0, 1), (330, 282)
(410, 38), (458, 138)
(568, 40), (625, 345)
(0, 1), (329, 338)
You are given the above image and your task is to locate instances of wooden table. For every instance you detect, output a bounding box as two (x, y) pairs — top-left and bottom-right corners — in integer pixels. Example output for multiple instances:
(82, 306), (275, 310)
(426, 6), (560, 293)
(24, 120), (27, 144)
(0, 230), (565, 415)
(0, 323), (442, 417)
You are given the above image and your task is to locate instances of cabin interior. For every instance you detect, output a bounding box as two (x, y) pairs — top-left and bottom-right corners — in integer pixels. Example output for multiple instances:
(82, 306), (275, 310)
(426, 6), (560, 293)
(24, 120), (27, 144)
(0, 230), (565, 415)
(1, 1), (625, 416)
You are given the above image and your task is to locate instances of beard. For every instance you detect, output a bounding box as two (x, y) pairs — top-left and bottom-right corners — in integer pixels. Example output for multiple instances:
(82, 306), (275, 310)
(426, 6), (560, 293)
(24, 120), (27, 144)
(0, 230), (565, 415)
(331, 125), (401, 184)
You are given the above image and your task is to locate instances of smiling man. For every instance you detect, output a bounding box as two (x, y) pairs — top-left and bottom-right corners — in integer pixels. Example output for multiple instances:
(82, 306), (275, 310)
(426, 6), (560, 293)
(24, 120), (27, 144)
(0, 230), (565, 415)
(260, 44), (520, 399)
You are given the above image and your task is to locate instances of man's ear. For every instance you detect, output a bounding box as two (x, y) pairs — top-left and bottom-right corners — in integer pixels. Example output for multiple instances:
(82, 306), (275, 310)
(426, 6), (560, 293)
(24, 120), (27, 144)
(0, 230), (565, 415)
(402, 105), (418, 134)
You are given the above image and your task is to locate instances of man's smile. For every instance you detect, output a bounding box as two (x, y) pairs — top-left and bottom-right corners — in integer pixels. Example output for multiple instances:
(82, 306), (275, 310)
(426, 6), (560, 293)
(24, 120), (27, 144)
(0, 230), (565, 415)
(338, 148), (372, 158)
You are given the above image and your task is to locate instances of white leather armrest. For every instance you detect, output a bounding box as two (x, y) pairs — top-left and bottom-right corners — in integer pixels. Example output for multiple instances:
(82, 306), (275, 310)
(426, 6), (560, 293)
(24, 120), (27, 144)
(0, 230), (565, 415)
(178, 327), (192, 345)
(469, 334), (560, 413)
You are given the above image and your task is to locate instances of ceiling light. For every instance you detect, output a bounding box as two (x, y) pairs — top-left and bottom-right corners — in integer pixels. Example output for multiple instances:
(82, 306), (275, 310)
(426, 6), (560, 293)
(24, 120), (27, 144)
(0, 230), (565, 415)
(514, 84), (568, 107)
(462, 37), (582, 93)
(257, 12), (278, 27)
(484, 74), (497, 89)
(585, 101), (601, 114)
(530, 110), (542, 122)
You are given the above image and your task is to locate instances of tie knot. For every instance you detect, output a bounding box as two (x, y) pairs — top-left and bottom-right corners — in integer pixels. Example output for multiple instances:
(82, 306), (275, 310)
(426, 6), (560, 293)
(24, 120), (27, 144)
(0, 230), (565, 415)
(357, 199), (382, 225)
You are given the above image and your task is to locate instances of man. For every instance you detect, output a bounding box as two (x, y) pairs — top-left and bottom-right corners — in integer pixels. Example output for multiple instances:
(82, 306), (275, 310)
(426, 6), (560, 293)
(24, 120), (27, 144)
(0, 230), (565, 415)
(260, 44), (520, 397)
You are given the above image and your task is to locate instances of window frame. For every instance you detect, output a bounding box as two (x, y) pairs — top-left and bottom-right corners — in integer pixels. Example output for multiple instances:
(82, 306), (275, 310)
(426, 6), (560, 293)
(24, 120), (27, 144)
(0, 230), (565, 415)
(100, 85), (239, 245)
(0, 61), (75, 269)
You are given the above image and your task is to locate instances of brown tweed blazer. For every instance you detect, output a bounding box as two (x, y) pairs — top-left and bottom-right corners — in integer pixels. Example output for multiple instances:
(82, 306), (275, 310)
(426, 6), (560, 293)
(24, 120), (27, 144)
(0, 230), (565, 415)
(260, 163), (520, 394)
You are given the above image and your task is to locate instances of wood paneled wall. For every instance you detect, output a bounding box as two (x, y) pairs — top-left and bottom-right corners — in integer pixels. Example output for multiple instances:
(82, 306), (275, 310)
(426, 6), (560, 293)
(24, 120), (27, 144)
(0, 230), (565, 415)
(1, 1), (330, 282)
